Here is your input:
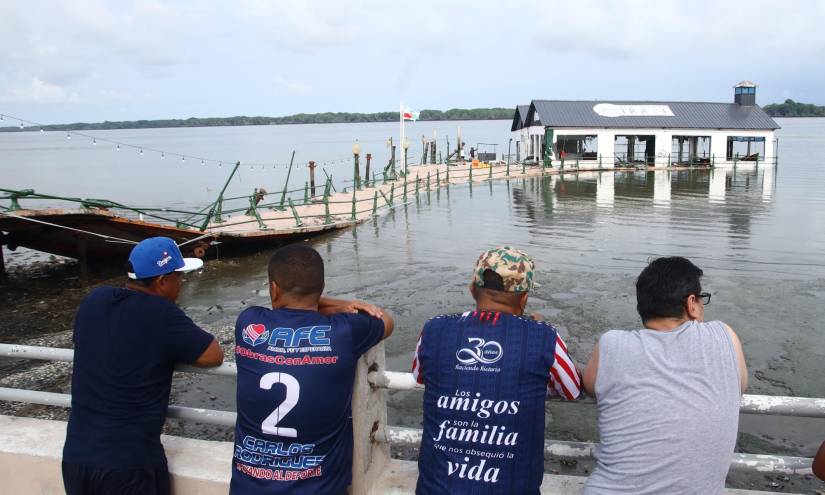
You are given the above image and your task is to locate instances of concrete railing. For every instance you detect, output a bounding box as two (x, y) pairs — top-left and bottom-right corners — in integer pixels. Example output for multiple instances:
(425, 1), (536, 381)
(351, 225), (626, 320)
(0, 342), (816, 494)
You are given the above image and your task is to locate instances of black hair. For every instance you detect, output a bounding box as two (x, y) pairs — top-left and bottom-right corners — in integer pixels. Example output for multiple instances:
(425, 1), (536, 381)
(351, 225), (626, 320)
(124, 261), (160, 288)
(268, 243), (324, 296)
(635, 256), (703, 323)
(480, 269), (505, 291)
(476, 269), (524, 305)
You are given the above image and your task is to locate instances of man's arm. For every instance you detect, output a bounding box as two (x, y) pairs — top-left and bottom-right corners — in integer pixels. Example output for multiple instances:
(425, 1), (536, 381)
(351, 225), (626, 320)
(583, 342), (599, 396)
(319, 296), (394, 340)
(813, 441), (825, 480)
(724, 324), (748, 394)
(192, 339), (224, 367)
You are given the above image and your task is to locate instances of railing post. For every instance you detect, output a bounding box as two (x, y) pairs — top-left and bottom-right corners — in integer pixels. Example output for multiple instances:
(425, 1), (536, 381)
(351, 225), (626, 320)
(287, 198), (303, 227)
(427, 171), (431, 192)
(436, 168), (440, 187)
(324, 195), (332, 225)
(599, 154), (602, 169)
(372, 191), (378, 216)
(488, 160), (493, 180)
(415, 173), (420, 196)
(303, 182), (309, 205)
(350, 342), (390, 495)
(351, 187), (357, 220)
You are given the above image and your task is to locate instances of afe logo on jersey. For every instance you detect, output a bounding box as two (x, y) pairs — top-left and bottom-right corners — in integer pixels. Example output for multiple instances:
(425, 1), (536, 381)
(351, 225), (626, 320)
(243, 324), (270, 347)
(456, 338), (503, 365)
(269, 326), (331, 347)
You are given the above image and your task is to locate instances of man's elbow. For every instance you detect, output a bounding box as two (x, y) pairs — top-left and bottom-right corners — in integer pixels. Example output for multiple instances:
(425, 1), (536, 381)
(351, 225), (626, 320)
(193, 340), (225, 368)
(382, 314), (395, 340)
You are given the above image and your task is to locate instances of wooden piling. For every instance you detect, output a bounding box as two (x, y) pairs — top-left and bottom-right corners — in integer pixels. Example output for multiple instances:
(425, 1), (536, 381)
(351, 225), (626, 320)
(308, 161), (316, 197)
(365, 154), (372, 188)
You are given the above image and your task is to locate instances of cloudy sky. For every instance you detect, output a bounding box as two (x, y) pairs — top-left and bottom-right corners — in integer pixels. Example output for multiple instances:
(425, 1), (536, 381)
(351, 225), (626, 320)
(1, 0), (824, 124)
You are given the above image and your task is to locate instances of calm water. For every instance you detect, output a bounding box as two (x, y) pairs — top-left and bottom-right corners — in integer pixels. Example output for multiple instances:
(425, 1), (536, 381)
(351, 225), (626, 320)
(2, 118), (825, 483)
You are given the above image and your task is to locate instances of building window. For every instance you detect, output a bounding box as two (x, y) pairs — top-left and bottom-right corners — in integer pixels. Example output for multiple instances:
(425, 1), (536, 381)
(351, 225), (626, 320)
(614, 135), (656, 164)
(671, 136), (712, 164)
(726, 136), (765, 160)
(555, 135), (598, 160)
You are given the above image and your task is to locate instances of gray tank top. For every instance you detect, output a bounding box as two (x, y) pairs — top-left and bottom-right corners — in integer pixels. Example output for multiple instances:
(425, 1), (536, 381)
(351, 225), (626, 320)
(583, 320), (742, 495)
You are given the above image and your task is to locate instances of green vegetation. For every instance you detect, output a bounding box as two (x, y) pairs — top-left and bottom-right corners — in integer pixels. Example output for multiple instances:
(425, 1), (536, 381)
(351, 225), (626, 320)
(763, 99), (825, 117)
(0, 108), (514, 132)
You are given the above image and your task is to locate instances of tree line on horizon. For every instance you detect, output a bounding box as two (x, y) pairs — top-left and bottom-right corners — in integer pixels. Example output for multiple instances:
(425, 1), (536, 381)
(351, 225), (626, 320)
(762, 99), (825, 117)
(0, 108), (514, 132)
(2, 102), (822, 132)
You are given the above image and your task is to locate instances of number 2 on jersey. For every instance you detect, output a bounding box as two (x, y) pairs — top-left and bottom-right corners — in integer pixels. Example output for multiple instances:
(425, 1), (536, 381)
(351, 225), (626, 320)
(259, 372), (300, 438)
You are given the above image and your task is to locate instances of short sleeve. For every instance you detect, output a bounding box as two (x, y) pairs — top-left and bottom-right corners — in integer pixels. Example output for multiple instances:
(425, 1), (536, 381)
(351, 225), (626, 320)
(161, 304), (215, 364)
(344, 312), (385, 357)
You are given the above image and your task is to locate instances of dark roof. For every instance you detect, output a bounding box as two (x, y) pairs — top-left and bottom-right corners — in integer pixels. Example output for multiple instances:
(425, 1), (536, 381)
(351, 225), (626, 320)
(510, 105), (536, 131)
(524, 100), (779, 130)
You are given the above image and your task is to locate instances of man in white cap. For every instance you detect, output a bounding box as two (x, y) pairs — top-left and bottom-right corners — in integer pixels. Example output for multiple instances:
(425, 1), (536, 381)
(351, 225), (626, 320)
(62, 236), (224, 495)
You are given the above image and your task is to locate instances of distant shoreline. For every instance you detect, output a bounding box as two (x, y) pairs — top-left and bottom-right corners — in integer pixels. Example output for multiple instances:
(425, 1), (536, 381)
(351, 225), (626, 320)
(0, 108), (513, 133)
(2, 102), (821, 133)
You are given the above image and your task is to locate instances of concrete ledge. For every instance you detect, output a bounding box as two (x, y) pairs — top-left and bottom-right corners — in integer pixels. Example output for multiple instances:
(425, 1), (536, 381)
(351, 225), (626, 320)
(0, 415), (803, 495)
(0, 415), (231, 495)
(371, 459), (803, 495)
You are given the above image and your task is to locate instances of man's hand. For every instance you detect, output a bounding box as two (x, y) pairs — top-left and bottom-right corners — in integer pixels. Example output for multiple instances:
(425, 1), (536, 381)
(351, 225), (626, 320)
(344, 300), (384, 319)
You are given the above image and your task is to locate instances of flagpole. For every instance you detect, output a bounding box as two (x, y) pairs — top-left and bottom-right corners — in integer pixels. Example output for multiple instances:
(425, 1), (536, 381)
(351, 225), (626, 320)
(400, 100), (405, 175)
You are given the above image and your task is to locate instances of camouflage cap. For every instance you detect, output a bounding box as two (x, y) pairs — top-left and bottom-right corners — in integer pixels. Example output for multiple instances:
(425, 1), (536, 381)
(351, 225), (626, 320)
(472, 246), (537, 293)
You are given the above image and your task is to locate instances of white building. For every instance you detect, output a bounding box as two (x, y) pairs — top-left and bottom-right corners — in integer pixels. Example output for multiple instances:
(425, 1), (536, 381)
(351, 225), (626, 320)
(512, 81), (779, 168)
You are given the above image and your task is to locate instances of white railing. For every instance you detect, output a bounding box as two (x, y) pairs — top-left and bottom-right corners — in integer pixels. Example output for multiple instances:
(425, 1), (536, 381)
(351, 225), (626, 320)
(0, 342), (816, 480)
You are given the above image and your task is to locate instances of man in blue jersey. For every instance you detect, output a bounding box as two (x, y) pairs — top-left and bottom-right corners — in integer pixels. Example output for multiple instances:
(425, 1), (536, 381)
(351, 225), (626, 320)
(231, 243), (394, 494)
(412, 246), (582, 494)
(63, 237), (224, 495)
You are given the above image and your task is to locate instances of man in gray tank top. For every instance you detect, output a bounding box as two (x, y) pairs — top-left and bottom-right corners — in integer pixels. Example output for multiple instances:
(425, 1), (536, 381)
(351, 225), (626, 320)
(582, 257), (748, 495)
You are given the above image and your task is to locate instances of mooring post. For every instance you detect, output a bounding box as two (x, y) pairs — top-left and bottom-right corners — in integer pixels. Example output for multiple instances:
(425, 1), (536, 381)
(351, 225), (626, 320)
(279, 151), (297, 211)
(372, 191), (378, 216)
(287, 198), (303, 227)
(427, 171), (431, 192)
(436, 168), (440, 187)
(469, 162), (473, 182)
(668, 153), (671, 167)
(390, 183), (395, 204)
(522, 159), (526, 175)
(415, 174), (420, 196)
(422, 137), (427, 165)
(488, 161), (493, 180)
(431, 131), (437, 164)
(598, 154), (603, 170)
(403, 174), (408, 201)
(308, 161), (317, 197)
(365, 154), (372, 188)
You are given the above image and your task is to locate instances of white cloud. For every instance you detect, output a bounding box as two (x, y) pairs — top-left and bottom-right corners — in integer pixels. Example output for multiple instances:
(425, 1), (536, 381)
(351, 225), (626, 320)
(275, 77), (312, 96)
(0, 78), (79, 103)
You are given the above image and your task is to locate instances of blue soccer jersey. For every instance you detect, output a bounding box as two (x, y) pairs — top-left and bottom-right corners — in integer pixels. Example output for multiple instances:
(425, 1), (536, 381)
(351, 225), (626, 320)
(412, 311), (581, 495)
(231, 306), (384, 495)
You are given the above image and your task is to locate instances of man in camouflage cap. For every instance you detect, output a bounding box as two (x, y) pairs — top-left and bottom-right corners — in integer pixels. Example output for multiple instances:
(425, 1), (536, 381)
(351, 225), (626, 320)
(472, 245), (537, 293)
(412, 246), (581, 495)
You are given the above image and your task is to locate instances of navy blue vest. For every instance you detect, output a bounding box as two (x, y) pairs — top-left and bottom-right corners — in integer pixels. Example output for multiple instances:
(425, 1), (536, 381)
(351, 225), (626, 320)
(416, 311), (559, 495)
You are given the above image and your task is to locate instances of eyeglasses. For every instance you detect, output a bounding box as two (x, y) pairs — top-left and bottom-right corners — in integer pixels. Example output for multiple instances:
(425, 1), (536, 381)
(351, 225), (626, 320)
(695, 292), (711, 306)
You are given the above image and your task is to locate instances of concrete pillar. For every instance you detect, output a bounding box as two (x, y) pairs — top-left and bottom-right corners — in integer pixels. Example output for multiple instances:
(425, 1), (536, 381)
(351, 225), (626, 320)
(350, 342), (390, 495)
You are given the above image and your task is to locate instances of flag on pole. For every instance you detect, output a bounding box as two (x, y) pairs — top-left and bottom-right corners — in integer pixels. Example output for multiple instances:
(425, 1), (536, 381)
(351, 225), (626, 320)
(402, 108), (420, 121)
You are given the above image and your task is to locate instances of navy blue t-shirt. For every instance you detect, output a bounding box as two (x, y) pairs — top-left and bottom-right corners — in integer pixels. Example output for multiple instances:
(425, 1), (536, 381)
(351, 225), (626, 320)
(413, 311), (581, 495)
(231, 306), (385, 495)
(63, 286), (215, 468)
